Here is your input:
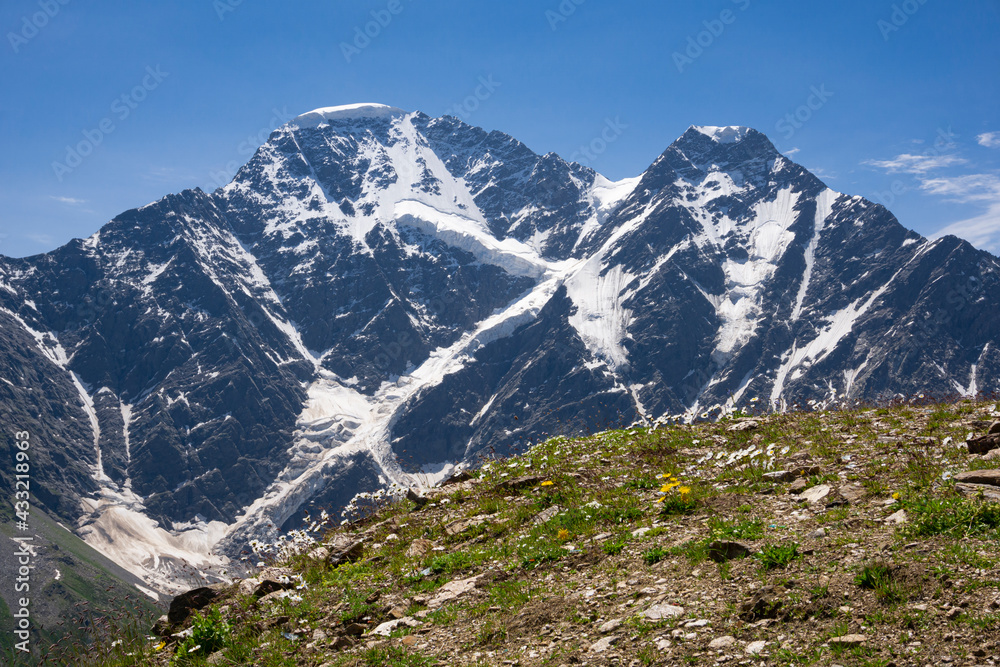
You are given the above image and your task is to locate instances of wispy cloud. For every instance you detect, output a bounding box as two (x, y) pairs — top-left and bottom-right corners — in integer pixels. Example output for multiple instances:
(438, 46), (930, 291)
(925, 174), (1000, 255)
(50, 195), (87, 205)
(920, 173), (1000, 202)
(977, 132), (1000, 149)
(865, 153), (967, 174)
(931, 202), (1000, 255)
(784, 147), (801, 156)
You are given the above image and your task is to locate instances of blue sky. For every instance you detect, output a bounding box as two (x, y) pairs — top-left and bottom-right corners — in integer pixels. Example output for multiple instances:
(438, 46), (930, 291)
(1, 0), (998, 258)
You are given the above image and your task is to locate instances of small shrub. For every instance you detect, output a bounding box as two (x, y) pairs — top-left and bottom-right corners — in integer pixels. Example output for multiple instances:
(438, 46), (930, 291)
(902, 496), (1000, 539)
(643, 546), (668, 565)
(603, 538), (627, 555)
(173, 607), (231, 664)
(756, 542), (800, 571)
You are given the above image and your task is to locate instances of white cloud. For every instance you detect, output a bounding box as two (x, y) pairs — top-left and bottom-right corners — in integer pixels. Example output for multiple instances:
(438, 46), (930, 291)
(926, 174), (1000, 255)
(865, 153), (967, 174)
(784, 147), (801, 156)
(977, 132), (1000, 149)
(919, 173), (1000, 202)
(931, 202), (1000, 255)
(50, 196), (87, 205)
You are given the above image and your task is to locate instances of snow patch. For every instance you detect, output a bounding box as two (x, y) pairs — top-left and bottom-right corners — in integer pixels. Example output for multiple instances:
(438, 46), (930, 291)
(290, 103), (406, 129)
(692, 125), (752, 144)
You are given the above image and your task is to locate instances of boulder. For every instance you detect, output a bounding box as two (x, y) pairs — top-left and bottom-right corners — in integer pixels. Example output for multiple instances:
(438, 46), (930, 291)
(707, 541), (752, 562)
(167, 587), (221, 625)
(953, 469), (1000, 487)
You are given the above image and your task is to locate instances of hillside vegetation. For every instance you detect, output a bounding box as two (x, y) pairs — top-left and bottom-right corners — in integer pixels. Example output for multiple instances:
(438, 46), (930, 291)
(44, 399), (1000, 666)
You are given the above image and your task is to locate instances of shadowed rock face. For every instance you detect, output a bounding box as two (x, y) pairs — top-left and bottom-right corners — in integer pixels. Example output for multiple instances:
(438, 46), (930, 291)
(1, 112), (998, 569)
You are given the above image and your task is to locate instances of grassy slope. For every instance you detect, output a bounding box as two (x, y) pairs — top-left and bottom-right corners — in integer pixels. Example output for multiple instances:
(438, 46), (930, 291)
(0, 499), (163, 664)
(73, 400), (1000, 666)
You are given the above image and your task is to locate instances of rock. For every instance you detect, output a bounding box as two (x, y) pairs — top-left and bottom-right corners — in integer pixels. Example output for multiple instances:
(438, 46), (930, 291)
(642, 603), (685, 620)
(307, 546), (331, 562)
(955, 483), (1000, 502)
(427, 575), (482, 608)
(344, 623), (367, 636)
(151, 614), (172, 637)
(533, 506), (562, 525)
(401, 635), (418, 647)
(828, 634), (867, 647)
(494, 475), (543, 494)
(885, 509), (908, 525)
(746, 640), (767, 655)
(788, 478), (809, 494)
(588, 635), (620, 653)
(953, 469), (1000, 487)
(442, 470), (473, 485)
(445, 515), (489, 535)
(707, 541), (752, 562)
(982, 449), (1000, 461)
(801, 484), (831, 505)
(764, 466), (820, 482)
(946, 606), (963, 620)
(709, 635), (737, 649)
(967, 433), (1000, 455)
(406, 488), (428, 507)
(328, 538), (365, 566)
(838, 484), (866, 504)
(370, 617), (420, 636)
(406, 539), (434, 558)
(599, 619), (622, 634)
(990, 420), (1000, 436)
(727, 420), (759, 432)
(167, 586), (221, 625)
(388, 606), (408, 620)
(808, 528), (826, 539)
(331, 635), (354, 649)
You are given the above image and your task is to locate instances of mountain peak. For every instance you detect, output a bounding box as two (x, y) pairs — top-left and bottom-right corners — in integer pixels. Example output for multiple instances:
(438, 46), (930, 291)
(289, 103), (407, 129)
(689, 125), (754, 144)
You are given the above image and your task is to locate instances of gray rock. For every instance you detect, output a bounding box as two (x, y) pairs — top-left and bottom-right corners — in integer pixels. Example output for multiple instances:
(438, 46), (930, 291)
(643, 603), (685, 620)
(954, 469), (1000, 487)
(709, 635), (737, 649)
(828, 634), (866, 647)
(801, 484), (831, 505)
(598, 619), (623, 634)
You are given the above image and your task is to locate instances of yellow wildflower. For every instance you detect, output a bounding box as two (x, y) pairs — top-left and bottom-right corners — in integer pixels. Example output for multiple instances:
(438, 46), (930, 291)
(540, 481), (554, 487)
(892, 492), (900, 500)
(678, 486), (691, 496)
(557, 528), (571, 541)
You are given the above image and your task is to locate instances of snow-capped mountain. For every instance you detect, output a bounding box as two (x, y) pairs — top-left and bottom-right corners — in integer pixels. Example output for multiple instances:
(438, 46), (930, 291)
(1, 105), (998, 591)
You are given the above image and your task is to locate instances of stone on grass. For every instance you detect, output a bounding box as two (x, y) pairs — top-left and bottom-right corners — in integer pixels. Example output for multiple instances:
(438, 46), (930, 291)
(885, 509), (907, 525)
(643, 603), (685, 620)
(599, 619), (622, 634)
(953, 469), (1000, 487)
(828, 634), (866, 647)
(801, 484), (831, 505)
(746, 640), (767, 655)
(707, 541), (752, 562)
(588, 635), (620, 653)
(427, 574), (481, 608)
(709, 635), (737, 649)
(370, 617), (420, 636)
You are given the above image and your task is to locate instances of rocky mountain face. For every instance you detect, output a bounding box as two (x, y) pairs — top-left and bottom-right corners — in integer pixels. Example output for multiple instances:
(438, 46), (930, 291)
(1, 105), (997, 590)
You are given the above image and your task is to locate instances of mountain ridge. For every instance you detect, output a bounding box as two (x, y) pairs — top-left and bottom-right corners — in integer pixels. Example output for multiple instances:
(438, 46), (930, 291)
(1, 107), (997, 593)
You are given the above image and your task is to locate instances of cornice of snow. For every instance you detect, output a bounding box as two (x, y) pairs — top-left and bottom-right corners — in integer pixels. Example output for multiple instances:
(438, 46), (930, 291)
(690, 125), (754, 144)
(288, 103), (407, 129)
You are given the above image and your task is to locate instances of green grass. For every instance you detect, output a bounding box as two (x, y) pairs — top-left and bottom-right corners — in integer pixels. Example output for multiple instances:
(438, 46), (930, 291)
(756, 542), (800, 571)
(901, 495), (1000, 539)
